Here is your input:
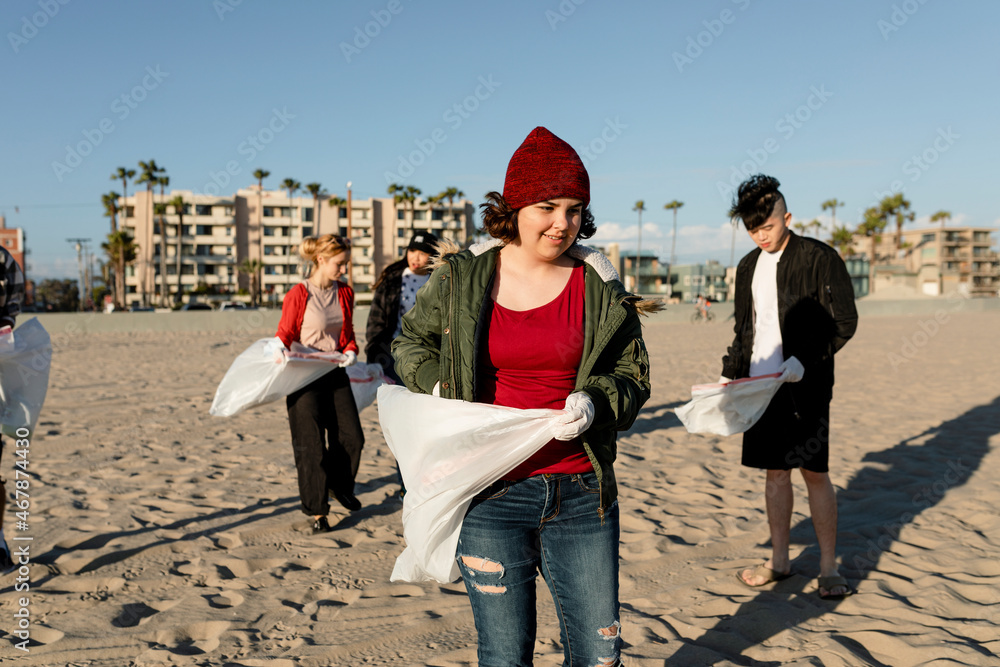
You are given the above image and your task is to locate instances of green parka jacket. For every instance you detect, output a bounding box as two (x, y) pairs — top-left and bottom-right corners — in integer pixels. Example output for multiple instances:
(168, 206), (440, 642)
(392, 239), (657, 517)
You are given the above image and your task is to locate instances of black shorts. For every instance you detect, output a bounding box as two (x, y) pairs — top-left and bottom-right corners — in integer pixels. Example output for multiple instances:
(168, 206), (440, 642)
(742, 383), (831, 472)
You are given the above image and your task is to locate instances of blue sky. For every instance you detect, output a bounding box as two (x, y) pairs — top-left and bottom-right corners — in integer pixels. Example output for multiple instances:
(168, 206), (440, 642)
(3, 0), (997, 280)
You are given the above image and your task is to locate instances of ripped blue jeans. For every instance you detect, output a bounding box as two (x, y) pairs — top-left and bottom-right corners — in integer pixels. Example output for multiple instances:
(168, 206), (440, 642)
(456, 472), (622, 667)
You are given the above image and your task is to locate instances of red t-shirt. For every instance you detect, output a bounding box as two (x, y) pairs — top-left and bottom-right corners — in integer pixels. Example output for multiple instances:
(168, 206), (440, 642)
(478, 262), (593, 479)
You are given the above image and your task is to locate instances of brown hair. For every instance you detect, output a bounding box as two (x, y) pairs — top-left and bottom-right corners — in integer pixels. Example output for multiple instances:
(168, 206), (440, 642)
(299, 234), (350, 266)
(478, 191), (596, 244)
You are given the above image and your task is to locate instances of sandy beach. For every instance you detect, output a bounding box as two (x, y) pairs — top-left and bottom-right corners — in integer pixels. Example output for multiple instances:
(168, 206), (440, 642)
(2, 308), (999, 666)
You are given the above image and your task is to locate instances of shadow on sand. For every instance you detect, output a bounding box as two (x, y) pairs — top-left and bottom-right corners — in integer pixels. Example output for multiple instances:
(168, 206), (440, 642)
(664, 394), (1000, 665)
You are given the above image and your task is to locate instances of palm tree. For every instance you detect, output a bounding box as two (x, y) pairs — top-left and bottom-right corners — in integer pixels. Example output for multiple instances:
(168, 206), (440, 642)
(828, 225), (856, 259)
(136, 160), (164, 306)
(252, 169), (270, 302)
(102, 192), (121, 233)
(880, 193), (914, 251)
(281, 178), (301, 292)
(238, 258), (262, 307)
(632, 200), (646, 293)
(328, 196), (347, 235)
(110, 167), (136, 233)
(305, 182), (327, 236)
(156, 175), (170, 306)
(403, 185), (422, 234)
(858, 206), (888, 294)
(793, 221), (808, 236)
(442, 186), (465, 222)
(809, 218), (823, 238)
(102, 230), (137, 310)
(821, 198), (844, 235)
(168, 195), (187, 303)
(426, 194), (443, 230)
(663, 200), (683, 284)
(930, 210), (951, 229)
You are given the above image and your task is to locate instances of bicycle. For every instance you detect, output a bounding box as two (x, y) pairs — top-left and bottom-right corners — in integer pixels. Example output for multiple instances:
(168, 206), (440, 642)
(691, 308), (715, 324)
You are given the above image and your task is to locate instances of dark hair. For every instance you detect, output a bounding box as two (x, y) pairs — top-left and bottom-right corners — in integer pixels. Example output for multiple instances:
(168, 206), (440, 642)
(729, 174), (787, 231)
(478, 191), (596, 243)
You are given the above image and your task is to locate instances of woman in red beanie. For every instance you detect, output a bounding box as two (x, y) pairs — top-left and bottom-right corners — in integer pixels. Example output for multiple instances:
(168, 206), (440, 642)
(276, 234), (365, 533)
(393, 127), (656, 666)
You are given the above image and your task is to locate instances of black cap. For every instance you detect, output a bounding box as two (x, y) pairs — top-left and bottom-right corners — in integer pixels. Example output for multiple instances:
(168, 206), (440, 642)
(407, 231), (439, 255)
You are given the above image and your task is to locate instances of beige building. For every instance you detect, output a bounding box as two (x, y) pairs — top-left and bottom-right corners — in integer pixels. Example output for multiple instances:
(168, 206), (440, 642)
(122, 189), (476, 307)
(864, 226), (998, 298)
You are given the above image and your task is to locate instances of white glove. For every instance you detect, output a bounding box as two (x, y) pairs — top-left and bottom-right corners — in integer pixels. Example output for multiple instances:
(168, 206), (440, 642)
(551, 392), (595, 441)
(338, 350), (357, 368)
(778, 356), (804, 383)
(432, 381), (441, 397)
(718, 376), (732, 384)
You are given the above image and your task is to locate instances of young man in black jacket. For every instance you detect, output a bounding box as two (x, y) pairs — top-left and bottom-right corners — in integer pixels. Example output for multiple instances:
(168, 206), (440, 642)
(722, 175), (858, 599)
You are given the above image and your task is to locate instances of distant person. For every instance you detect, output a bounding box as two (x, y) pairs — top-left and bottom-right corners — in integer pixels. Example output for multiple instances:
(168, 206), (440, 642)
(365, 231), (439, 384)
(0, 245), (24, 572)
(393, 127), (655, 665)
(721, 175), (857, 599)
(695, 294), (711, 320)
(276, 235), (365, 533)
(365, 231), (438, 497)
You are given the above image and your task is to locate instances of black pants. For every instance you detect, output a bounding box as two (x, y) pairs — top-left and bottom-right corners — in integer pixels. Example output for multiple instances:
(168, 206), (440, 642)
(286, 368), (365, 516)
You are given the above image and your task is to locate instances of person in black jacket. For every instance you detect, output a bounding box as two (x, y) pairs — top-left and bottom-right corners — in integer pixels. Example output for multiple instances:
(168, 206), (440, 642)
(721, 174), (858, 600)
(365, 231), (437, 496)
(365, 231), (438, 382)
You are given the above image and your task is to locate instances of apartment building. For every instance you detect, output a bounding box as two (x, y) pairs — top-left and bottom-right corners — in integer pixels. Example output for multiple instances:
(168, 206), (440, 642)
(122, 189), (476, 306)
(0, 216), (25, 276)
(865, 226), (998, 297)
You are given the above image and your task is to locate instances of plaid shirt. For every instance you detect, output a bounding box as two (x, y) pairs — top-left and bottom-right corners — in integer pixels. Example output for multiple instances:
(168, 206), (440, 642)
(0, 247), (24, 328)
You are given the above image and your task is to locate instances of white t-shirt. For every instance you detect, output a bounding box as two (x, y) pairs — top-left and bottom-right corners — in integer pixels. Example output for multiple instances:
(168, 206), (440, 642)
(750, 248), (784, 376)
(394, 268), (431, 338)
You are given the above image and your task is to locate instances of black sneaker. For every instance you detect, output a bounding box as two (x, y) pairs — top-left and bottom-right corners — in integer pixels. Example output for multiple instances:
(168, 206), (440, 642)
(312, 516), (331, 534)
(331, 489), (362, 512)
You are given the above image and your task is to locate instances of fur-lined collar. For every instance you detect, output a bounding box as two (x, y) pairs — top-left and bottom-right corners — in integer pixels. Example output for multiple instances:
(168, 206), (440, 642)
(430, 238), (665, 316)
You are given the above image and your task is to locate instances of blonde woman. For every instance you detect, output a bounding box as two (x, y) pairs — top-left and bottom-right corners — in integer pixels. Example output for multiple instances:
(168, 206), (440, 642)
(276, 235), (364, 533)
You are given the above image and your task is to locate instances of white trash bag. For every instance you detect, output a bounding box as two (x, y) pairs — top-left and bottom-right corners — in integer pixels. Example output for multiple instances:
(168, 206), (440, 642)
(210, 338), (390, 417)
(377, 384), (567, 583)
(0, 318), (52, 437)
(675, 357), (805, 436)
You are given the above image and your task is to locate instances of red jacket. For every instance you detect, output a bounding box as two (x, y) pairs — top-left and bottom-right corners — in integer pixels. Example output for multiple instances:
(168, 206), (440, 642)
(276, 281), (358, 354)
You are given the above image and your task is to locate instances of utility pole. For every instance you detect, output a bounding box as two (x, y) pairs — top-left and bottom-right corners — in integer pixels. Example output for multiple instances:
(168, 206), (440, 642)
(67, 238), (90, 311)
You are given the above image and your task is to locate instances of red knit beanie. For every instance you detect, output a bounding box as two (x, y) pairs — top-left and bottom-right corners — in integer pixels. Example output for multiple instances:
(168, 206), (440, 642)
(502, 127), (590, 210)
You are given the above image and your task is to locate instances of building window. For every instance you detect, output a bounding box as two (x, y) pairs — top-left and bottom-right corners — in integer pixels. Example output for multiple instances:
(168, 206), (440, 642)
(196, 204), (212, 216)
(922, 247), (936, 258)
(225, 226), (232, 236)
(196, 225), (213, 235)
(921, 233), (935, 243)
(196, 245), (212, 256)
(397, 210), (405, 220)
(302, 208), (313, 222)
(413, 211), (425, 221)
(125, 206), (134, 218)
(263, 207), (274, 217)
(432, 209), (445, 221)
(263, 226), (275, 236)
(281, 207), (291, 218)
(355, 208), (368, 219)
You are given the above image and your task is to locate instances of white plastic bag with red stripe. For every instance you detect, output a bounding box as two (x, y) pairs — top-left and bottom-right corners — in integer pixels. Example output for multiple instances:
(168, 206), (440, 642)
(675, 357), (804, 436)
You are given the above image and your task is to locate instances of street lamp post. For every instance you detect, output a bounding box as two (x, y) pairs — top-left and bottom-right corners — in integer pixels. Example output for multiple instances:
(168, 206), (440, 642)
(346, 181), (354, 289)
